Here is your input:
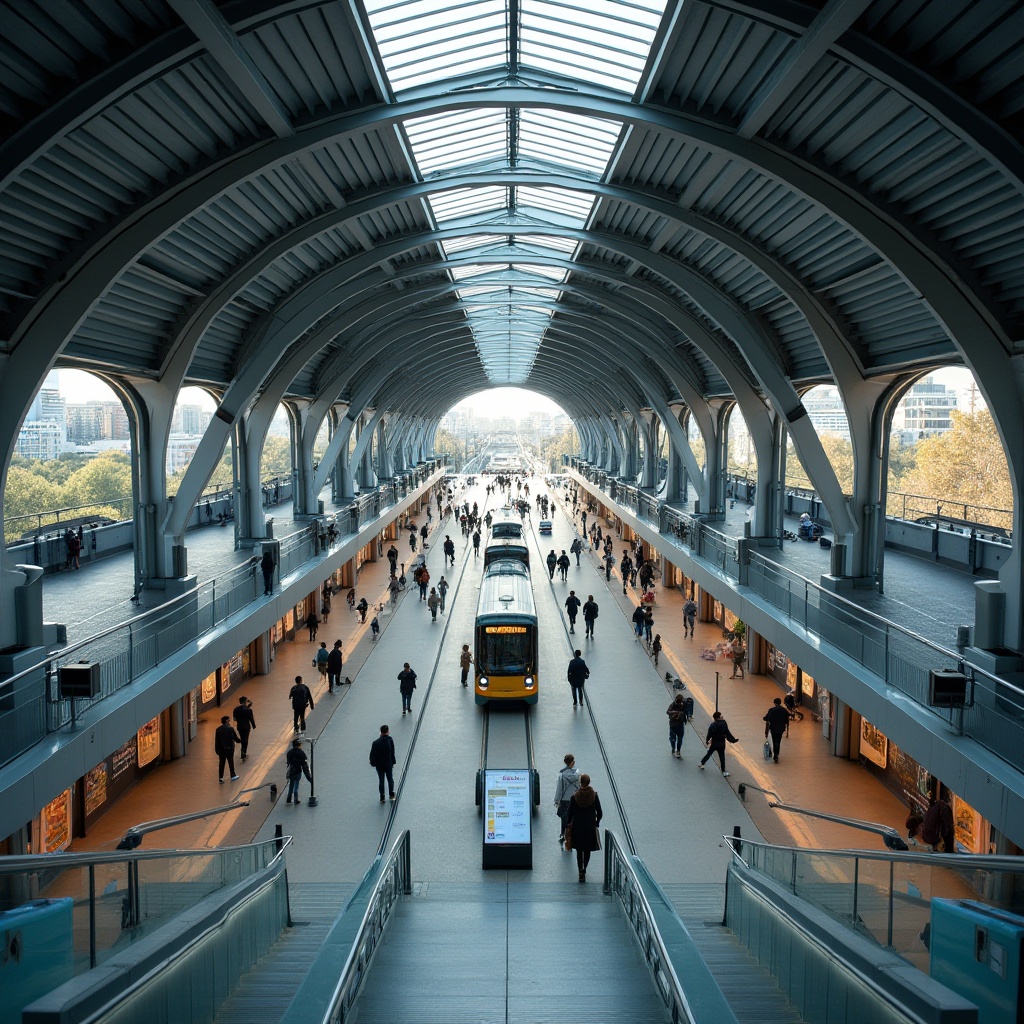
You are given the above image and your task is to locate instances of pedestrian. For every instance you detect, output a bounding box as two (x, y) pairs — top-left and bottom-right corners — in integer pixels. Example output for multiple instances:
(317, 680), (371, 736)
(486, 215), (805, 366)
(566, 649), (590, 706)
(304, 609), (318, 641)
(666, 694), (686, 757)
(620, 553), (633, 594)
(387, 544), (399, 574)
(369, 725), (397, 803)
(409, 528), (417, 552)
(437, 576), (449, 612)
(631, 604), (645, 641)
(763, 697), (790, 763)
(398, 663), (417, 715)
(418, 565), (430, 601)
(356, 596), (369, 623)
(472, 529), (481, 556)
(314, 641), (330, 680)
(920, 793), (955, 853)
(320, 589), (331, 622)
(553, 753), (581, 846)
(582, 595), (599, 638)
(284, 738), (312, 803)
(427, 587), (440, 622)
(327, 640), (343, 693)
(347, 587), (356, 612)
(564, 773), (602, 883)
(459, 644), (473, 687)
(570, 536), (583, 566)
(546, 548), (557, 580)
(699, 711), (739, 776)
(420, 522), (429, 547)
(443, 535), (455, 566)
(557, 550), (570, 581)
(232, 696), (256, 760)
(370, 614), (380, 640)
(729, 638), (746, 678)
(564, 590), (580, 633)
(289, 675), (314, 733)
(682, 597), (697, 638)
(260, 549), (275, 595)
(651, 633), (662, 666)
(68, 530), (82, 570)
(643, 607), (654, 647)
(602, 548), (615, 581)
(214, 715), (241, 783)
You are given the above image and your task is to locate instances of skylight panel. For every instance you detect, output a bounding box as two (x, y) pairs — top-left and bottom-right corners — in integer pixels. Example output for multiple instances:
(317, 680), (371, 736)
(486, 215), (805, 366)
(442, 235), (506, 255)
(514, 234), (578, 254)
(451, 265), (496, 281)
(404, 109), (508, 175)
(430, 186), (508, 222)
(517, 264), (568, 282)
(520, 0), (666, 94)
(518, 109), (621, 175)
(364, 0), (507, 92)
(515, 185), (594, 223)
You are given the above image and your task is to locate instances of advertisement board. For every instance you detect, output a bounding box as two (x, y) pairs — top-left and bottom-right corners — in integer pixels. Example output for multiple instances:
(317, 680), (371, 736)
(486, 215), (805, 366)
(482, 768), (533, 869)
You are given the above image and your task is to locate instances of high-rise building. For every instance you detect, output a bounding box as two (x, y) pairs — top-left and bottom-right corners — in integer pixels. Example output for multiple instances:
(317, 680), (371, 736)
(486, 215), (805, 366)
(892, 376), (958, 443)
(65, 404), (105, 444)
(801, 386), (851, 440)
(16, 421), (63, 460)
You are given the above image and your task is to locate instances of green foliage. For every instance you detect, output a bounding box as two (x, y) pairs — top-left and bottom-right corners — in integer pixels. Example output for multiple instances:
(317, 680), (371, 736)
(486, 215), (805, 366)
(786, 434), (854, 494)
(537, 424), (579, 472)
(260, 435), (292, 480)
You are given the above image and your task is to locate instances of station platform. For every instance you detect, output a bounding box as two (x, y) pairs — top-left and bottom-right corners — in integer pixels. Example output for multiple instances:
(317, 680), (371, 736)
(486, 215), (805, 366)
(68, 478), (916, 884)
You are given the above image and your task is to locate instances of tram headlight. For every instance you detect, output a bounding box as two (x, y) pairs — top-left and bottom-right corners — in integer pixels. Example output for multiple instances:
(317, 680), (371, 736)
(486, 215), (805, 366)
(478, 676), (489, 690)
(524, 675), (535, 689)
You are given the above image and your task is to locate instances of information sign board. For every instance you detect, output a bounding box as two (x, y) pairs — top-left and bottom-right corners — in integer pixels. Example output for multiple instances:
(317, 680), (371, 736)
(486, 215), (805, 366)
(482, 768), (533, 869)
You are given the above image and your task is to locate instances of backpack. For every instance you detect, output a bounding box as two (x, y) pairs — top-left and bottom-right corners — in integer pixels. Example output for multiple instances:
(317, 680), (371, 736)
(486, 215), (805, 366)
(682, 697), (694, 721)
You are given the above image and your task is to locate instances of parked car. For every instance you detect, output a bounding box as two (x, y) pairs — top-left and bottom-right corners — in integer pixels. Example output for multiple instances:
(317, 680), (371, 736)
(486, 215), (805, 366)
(538, 519), (553, 534)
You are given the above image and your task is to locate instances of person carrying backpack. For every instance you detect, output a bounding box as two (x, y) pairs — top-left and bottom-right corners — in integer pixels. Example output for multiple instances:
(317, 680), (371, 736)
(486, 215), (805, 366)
(582, 595), (599, 639)
(667, 694), (688, 757)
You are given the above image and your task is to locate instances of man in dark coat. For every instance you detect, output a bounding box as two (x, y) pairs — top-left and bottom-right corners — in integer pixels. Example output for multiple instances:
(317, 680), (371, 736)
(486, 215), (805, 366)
(546, 549), (557, 580)
(289, 675), (314, 732)
(369, 724), (397, 802)
(214, 715), (241, 783)
(327, 640), (343, 693)
(260, 550), (275, 595)
(564, 773), (602, 882)
(566, 650), (590, 706)
(231, 696), (256, 761)
(398, 663), (417, 715)
(763, 697), (790, 763)
(557, 550), (570, 581)
(285, 738), (312, 803)
(564, 590), (581, 633)
(443, 535), (456, 566)
(582, 595), (599, 638)
(700, 711), (739, 776)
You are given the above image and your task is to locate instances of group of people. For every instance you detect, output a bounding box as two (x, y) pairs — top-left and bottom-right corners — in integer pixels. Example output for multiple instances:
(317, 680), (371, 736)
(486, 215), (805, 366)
(553, 754), (603, 882)
(562, 591), (598, 637)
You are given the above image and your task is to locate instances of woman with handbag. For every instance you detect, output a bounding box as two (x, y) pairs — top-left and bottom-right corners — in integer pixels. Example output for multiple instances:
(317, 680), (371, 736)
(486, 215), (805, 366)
(553, 754), (580, 846)
(564, 773), (603, 882)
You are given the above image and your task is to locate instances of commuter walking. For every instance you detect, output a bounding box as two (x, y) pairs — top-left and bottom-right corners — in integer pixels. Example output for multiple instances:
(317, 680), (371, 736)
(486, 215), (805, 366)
(443, 535), (455, 566)
(437, 576), (449, 612)
(666, 694), (686, 757)
(729, 638), (745, 678)
(370, 615), (380, 639)
(356, 596), (369, 622)
(289, 675), (314, 733)
(651, 634), (662, 666)
(320, 588), (331, 622)
(472, 529), (481, 556)
(566, 649), (590, 706)
(699, 711), (739, 776)
(214, 715), (241, 783)
(582, 595), (599, 638)
(304, 610), (318, 641)
(603, 549), (615, 581)
(427, 587), (440, 622)
(570, 536), (583, 566)
(620, 553), (633, 594)
(389, 574), (401, 606)
(260, 550), (275, 595)
(327, 640), (343, 693)
(387, 544), (399, 574)
(564, 773), (602, 882)
(763, 697), (790, 763)
(682, 598), (697, 638)
(546, 549), (557, 580)
(417, 566), (430, 601)
(398, 663), (417, 715)
(284, 738), (312, 804)
(557, 550), (570, 581)
(643, 607), (654, 647)
(232, 696), (256, 761)
(564, 590), (581, 633)
(314, 641), (330, 680)
(553, 754), (581, 845)
(369, 725), (397, 803)
(459, 644), (473, 687)
(920, 793), (955, 853)
(631, 604), (645, 641)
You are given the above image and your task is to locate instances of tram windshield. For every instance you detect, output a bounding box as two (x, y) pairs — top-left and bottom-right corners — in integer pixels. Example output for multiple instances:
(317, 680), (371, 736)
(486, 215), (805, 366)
(478, 625), (533, 673)
(491, 522), (523, 538)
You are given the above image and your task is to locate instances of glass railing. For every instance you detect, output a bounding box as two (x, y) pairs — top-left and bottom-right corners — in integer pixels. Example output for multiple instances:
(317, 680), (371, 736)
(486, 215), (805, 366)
(572, 464), (1023, 772)
(732, 838), (1024, 974)
(0, 464), (445, 770)
(0, 838), (287, 975)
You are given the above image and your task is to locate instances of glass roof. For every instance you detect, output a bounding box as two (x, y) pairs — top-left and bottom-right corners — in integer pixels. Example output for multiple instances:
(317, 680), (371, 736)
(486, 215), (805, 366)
(363, 0), (668, 384)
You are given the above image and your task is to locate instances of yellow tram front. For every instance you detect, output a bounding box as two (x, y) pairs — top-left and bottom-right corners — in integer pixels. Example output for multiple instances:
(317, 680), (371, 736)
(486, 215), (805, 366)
(474, 560), (539, 705)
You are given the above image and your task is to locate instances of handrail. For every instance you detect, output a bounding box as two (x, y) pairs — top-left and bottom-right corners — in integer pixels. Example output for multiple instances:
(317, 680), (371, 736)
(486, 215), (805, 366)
(281, 831), (411, 1024)
(604, 830), (740, 1024)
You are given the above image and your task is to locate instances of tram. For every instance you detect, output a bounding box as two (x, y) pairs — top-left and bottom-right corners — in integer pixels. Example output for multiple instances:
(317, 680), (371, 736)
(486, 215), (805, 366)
(489, 507), (524, 540)
(474, 559), (539, 705)
(483, 535), (530, 568)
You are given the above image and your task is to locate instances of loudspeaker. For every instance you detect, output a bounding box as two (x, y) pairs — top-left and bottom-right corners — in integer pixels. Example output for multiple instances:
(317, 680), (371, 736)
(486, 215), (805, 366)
(929, 670), (967, 708)
(59, 662), (100, 699)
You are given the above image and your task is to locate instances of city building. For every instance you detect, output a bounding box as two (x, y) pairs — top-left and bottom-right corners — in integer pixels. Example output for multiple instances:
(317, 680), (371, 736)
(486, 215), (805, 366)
(892, 376), (958, 444)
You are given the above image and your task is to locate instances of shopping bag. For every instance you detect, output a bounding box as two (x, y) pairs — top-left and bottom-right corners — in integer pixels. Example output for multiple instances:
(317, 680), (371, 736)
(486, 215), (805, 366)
(763, 739), (772, 761)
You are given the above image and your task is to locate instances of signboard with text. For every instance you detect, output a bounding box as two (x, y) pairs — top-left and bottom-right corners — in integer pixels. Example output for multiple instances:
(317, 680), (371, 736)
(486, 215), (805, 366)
(482, 768), (532, 869)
